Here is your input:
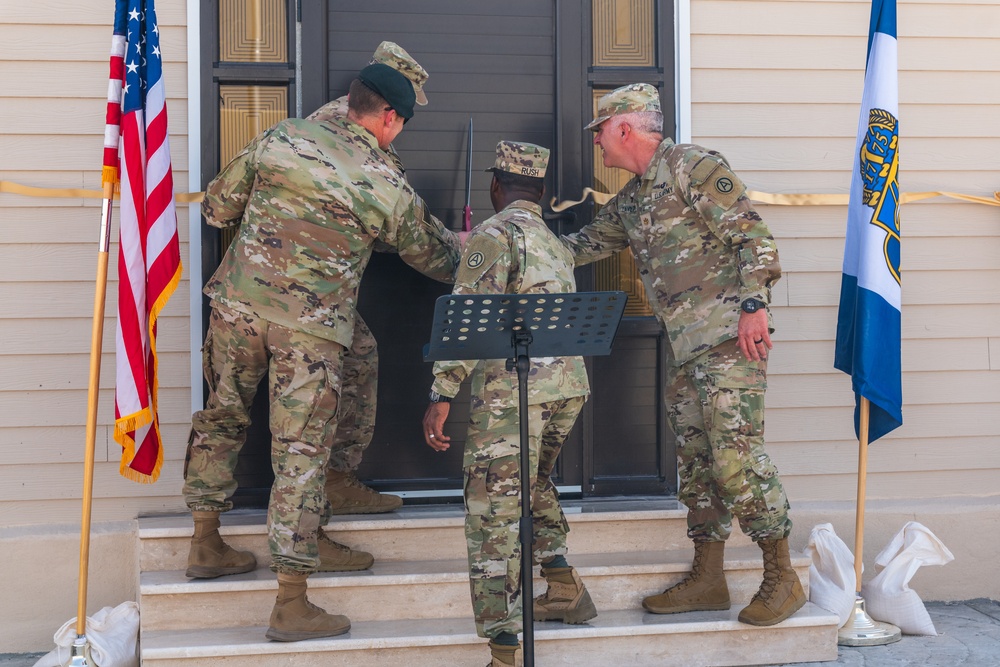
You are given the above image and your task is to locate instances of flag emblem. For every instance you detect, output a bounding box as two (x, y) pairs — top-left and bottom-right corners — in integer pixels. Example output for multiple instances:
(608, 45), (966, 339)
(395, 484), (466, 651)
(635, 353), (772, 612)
(860, 108), (901, 285)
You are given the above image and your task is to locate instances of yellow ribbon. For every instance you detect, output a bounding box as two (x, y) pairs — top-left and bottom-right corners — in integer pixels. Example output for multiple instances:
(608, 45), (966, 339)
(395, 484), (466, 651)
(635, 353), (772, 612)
(550, 187), (1000, 211)
(2, 179), (997, 210)
(0, 180), (204, 203)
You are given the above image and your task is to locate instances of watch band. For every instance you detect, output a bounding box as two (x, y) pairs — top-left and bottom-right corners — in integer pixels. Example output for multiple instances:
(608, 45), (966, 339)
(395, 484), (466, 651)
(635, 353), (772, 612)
(428, 390), (452, 403)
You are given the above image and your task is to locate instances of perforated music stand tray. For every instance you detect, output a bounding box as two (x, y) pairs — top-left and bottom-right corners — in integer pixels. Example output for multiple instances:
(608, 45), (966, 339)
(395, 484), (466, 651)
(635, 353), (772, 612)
(424, 291), (626, 665)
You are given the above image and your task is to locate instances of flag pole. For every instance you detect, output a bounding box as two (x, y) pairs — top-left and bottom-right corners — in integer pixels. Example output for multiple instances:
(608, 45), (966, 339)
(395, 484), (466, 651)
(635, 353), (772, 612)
(67, 178), (115, 667)
(838, 396), (901, 646)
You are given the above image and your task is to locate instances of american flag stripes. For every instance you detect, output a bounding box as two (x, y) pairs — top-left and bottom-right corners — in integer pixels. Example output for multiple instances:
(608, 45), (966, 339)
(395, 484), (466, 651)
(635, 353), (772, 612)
(112, 0), (182, 482)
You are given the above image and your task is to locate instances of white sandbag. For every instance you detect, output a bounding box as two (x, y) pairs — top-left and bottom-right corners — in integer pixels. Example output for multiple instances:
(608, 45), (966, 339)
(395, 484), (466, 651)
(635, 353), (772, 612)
(861, 521), (954, 636)
(802, 523), (858, 626)
(32, 601), (139, 667)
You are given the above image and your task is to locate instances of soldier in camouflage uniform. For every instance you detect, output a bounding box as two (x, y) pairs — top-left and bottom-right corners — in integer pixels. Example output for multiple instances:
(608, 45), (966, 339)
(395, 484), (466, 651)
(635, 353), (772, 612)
(422, 142), (596, 667)
(182, 63), (461, 642)
(560, 83), (806, 627)
(306, 42), (445, 518)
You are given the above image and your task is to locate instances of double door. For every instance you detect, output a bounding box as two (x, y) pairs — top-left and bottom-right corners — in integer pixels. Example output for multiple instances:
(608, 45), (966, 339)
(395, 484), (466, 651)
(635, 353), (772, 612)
(204, 0), (677, 502)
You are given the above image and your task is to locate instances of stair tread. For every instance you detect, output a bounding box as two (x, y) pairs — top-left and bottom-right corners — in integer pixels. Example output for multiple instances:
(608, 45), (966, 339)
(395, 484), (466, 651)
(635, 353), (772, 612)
(137, 498), (689, 538)
(140, 545), (808, 594)
(141, 603), (839, 658)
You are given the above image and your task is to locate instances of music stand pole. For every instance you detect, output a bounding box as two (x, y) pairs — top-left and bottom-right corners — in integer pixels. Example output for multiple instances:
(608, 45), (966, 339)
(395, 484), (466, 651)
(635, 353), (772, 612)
(510, 328), (536, 663)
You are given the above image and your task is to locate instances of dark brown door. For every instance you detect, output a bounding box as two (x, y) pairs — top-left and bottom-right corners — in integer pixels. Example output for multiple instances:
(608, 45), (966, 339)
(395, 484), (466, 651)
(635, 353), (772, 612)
(213, 0), (678, 503)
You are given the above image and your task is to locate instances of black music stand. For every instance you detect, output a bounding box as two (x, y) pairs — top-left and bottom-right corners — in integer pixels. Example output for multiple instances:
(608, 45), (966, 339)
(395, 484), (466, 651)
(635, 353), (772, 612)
(424, 291), (627, 667)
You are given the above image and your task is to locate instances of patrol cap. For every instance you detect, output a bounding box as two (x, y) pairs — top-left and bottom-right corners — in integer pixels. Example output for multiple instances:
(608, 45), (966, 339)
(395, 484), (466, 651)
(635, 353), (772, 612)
(585, 83), (662, 130)
(371, 41), (429, 106)
(358, 63), (416, 120)
(484, 141), (549, 179)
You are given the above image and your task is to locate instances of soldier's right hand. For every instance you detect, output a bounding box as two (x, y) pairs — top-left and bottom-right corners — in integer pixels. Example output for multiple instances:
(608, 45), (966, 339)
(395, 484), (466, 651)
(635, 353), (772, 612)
(422, 402), (451, 451)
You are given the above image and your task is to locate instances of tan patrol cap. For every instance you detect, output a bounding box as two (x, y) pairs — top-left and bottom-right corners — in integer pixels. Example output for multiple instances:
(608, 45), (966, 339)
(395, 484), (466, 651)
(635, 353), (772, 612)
(585, 83), (661, 130)
(485, 141), (549, 179)
(371, 41), (429, 106)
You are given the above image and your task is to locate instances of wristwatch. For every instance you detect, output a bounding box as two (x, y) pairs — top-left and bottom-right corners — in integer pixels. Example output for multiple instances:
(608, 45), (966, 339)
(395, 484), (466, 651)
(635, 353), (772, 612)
(740, 298), (766, 314)
(428, 390), (452, 403)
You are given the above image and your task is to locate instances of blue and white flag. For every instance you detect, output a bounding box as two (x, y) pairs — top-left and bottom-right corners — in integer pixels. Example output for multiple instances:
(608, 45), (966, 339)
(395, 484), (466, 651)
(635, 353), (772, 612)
(834, 0), (902, 444)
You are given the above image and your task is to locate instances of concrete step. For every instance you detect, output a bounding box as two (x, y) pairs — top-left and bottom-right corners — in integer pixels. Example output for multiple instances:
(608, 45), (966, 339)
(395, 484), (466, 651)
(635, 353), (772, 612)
(140, 605), (839, 667)
(139, 545), (809, 632)
(137, 499), (753, 572)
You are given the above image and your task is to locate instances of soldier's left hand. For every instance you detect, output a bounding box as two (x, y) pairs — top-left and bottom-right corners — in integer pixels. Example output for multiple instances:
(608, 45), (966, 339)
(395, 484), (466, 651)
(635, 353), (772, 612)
(738, 310), (772, 361)
(422, 402), (451, 451)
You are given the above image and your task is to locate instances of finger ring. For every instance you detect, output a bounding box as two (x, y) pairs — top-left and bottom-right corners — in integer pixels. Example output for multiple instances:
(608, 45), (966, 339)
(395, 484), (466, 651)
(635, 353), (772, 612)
(429, 434), (435, 438)
(754, 338), (763, 344)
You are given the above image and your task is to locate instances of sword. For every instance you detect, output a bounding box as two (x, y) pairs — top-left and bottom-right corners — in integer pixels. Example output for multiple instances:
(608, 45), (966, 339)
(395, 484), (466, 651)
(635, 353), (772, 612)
(462, 117), (473, 232)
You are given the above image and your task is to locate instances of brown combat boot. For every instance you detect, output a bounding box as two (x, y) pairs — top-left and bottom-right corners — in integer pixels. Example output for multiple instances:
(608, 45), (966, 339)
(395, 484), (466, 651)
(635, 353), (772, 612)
(316, 527), (374, 572)
(265, 572), (352, 641)
(534, 566), (598, 624)
(185, 510), (257, 579)
(642, 540), (730, 614)
(738, 537), (806, 626)
(487, 640), (522, 667)
(325, 469), (403, 515)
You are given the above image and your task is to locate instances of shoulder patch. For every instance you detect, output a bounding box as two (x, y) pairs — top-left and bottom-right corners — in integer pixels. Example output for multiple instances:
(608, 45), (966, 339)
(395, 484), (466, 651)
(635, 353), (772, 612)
(689, 157), (745, 210)
(455, 234), (508, 287)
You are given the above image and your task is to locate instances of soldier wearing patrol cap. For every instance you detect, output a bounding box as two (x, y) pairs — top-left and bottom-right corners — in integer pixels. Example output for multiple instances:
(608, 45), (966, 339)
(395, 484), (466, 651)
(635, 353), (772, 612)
(562, 83), (805, 627)
(305, 43), (460, 523)
(182, 62), (461, 642)
(423, 141), (596, 667)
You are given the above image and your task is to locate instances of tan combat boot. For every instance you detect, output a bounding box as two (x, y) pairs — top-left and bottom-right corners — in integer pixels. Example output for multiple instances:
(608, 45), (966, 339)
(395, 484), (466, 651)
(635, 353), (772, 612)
(185, 510), (257, 579)
(487, 639), (523, 667)
(265, 572), (352, 641)
(642, 540), (730, 613)
(316, 526), (374, 572)
(738, 537), (806, 626)
(534, 566), (598, 624)
(325, 469), (403, 515)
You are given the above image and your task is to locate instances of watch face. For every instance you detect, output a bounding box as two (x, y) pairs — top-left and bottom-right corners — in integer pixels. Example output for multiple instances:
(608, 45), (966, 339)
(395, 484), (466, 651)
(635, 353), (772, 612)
(742, 299), (759, 313)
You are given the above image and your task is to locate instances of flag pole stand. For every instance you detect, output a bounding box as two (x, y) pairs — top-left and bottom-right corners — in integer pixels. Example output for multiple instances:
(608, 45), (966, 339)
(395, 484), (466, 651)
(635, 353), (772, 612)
(66, 179), (116, 667)
(838, 397), (901, 647)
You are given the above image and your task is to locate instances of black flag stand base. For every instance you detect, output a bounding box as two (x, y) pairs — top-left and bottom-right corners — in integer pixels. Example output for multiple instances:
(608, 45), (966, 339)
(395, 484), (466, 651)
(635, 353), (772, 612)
(838, 595), (902, 646)
(425, 291), (627, 667)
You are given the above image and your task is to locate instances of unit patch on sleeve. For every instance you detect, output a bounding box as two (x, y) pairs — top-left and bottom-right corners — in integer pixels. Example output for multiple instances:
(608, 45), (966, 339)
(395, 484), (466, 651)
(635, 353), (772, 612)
(689, 156), (745, 210)
(455, 235), (507, 286)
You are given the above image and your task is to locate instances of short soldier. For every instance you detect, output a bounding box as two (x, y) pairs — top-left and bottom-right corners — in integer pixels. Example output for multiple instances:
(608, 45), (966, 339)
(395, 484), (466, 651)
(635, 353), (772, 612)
(561, 83), (805, 627)
(306, 42), (455, 519)
(422, 142), (596, 667)
(182, 62), (461, 641)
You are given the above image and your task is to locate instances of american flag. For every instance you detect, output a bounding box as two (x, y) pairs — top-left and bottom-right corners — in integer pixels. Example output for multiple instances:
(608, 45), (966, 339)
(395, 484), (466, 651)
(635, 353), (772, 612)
(112, 0), (182, 483)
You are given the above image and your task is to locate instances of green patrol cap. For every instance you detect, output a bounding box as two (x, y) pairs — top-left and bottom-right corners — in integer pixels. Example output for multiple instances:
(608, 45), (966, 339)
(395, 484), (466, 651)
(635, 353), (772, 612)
(485, 141), (549, 179)
(371, 41), (429, 106)
(358, 63), (416, 120)
(585, 83), (661, 130)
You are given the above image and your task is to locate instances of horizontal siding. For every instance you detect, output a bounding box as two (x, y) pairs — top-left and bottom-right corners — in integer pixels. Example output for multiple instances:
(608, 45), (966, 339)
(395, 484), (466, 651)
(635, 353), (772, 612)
(0, 0), (192, 529)
(692, 0), (1000, 504)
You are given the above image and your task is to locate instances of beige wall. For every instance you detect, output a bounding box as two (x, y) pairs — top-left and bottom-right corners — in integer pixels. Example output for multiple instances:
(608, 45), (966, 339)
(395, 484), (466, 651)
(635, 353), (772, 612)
(0, 0), (998, 653)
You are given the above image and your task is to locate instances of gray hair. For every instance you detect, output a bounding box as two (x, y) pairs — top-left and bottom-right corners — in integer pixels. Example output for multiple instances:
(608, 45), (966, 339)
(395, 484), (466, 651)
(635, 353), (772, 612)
(610, 111), (663, 136)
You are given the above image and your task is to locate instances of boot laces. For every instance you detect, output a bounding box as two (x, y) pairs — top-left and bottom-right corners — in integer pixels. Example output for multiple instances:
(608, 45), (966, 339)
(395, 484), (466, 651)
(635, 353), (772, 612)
(318, 530), (349, 553)
(672, 544), (709, 592)
(751, 542), (782, 602)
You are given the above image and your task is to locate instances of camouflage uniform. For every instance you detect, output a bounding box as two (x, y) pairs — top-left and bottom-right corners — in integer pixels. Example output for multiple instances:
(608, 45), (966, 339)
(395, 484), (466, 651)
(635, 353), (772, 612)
(431, 142), (590, 639)
(563, 90), (790, 542)
(305, 44), (456, 493)
(183, 114), (461, 573)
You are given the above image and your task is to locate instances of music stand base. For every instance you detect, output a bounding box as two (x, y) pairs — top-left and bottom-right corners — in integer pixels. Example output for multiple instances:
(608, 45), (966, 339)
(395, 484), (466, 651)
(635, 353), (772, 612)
(837, 597), (902, 646)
